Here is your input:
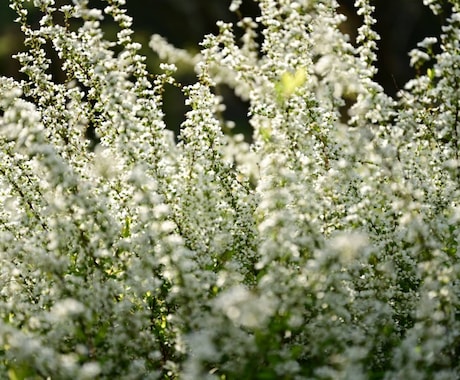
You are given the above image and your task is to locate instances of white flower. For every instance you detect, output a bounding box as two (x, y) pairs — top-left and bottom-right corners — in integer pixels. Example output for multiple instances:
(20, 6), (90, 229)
(214, 285), (275, 328)
(50, 298), (85, 320)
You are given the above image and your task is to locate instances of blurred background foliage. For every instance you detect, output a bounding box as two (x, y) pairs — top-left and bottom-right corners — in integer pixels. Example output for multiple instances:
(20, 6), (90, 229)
(0, 0), (446, 139)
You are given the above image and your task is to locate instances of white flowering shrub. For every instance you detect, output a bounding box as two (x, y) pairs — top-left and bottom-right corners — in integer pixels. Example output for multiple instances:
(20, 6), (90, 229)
(1, 0), (459, 378)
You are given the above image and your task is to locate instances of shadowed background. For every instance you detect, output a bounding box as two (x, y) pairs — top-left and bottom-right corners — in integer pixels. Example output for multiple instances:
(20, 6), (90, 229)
(0, 0), (446, 138)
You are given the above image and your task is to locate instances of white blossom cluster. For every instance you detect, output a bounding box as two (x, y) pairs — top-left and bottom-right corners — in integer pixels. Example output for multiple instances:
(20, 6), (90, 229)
(0, 0), (459, 378)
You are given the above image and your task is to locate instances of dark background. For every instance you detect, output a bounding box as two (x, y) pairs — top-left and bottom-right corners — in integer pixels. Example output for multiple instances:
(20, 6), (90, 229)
(0, 0), (447, 136)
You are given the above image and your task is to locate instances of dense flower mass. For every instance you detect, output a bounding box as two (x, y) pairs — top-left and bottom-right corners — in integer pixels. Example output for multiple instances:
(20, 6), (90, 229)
(1, 0), (460, 378)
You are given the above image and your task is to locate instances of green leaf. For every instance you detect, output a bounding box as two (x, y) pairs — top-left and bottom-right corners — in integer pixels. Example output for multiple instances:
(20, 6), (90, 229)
(427, 68), (435, 81)
(275, 67), (307, 99)
(121, 216), (131, 238)
(8, 364), (37, 380)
